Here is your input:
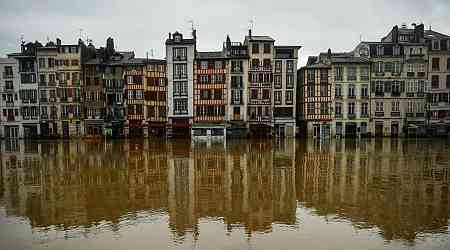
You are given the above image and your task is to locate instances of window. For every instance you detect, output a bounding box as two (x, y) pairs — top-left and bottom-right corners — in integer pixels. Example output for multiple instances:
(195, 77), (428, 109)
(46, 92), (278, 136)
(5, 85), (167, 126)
(286, 91), (293, 104)
(393, 46), (400, 56)
(4, 66), (13, 76)
(393, 62), (401, 73)
(432, 58), (440, 71)
(335, 85), (342, 97)
(334, 67), (343, 81)
(447, 58), (450, 70)
(418, 80), (425, 93)
(231, 61), (243, 73)
(214, 61), (223, 69)
(384, 62), (393, 72)
(377, 45), (384, 56)
(361, 103), (368, 116)
(263, 59), (271, 69)
(174, 81), (187, 96)
(447, 75), (450, 89)
(174, 99), (188, 114)
(361, 85), (368, 97)
(200, 90), (211, 100)
(275, 61), (282, 73)
(274, 91), (282, 104)
(308, 103), (315, 114)
(251, 89), (258, 99)
(252, 43), (259, 54)
(263, 43), (271, 54)
(348, 102), (355, 115)
(307, 85), (315, 97)
(433, 40), (440, 50)
(347, 66), (356, 81)
(392, 101), (400, 112)
(262, 89), (270, 99)
(376, 102), (384, 112)
(335, 102), (342, 116)
(320, 84), (328, 97)
(174, 64), (187, 79)
(71, 60), (79, 66)
(274, 75), (282, 88)
(173, 47), (187, 60)
(251, 59), (259, 69)
(231, 90), (242, 104)
(392, 81), (401, 95)
(48, 58), (54, 68)
(432, 75), (439, 89)
(38, 58), (45, 68)
(348, 85), (355, 97)
(360, 66), (369, 81)
(200, 75), (209, 84)
(307, 69), (315, 82)
(286, 60), (294, 72)
(407, 63), (414, 73)
(214, 89), (222, 100)
(320, 103), (329, 114)
(375, 62), (384, 73)
(375, 81), (384, 95)
(286, 74), (294, 88)
(200, 61), (208, 69)
(39, 74), (46, 84)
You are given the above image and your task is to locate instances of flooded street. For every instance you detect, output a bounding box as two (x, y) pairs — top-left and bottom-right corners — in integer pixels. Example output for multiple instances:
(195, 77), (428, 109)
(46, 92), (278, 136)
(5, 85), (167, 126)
(1, 139), (450, 250)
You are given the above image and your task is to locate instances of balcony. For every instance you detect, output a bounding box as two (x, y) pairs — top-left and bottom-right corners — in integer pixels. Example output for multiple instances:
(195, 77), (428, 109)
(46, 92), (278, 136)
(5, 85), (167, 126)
(231, 99), (243, 105)
(231, 67), (244, 74)
(5, 102), (14, 107)
(348, 94), (356, 99)
(391, 112), (401, 117)
(375, 112), (384, 117)
(407, 72), (415, 77)
(335, 113), (343, 118)
(406, 112), (414, 117)
(6, 116), (15, 122)
(418, 72), (426, 77)
(375, 72), (385, 76)
(249, 66), (272, 72)
(3, 72), (14, 79)
(391, 91), (401, 97)
(40, 98), (48, 103)
(173, 56), (187, 61)
(40, 114), (48, 119)
(416, 113), (425, 118)
(406, 92), (415, 97)
(39, 81), (47, 87)
(360, 113), (369, 118)
(375, 92), (384, 97)
(347, 113), (356, 119)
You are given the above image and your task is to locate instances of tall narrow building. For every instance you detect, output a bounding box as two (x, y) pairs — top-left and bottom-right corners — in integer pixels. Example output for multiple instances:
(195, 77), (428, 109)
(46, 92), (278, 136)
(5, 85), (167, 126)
(145, 59), (167, 136)
(124, 58), (146, 137)
(9, 42), (40, 138)
(192, 51), (227, 138)
(244, 30), (274, 137)
(0, 58), (21, 138)
(166, 31), (196, 138)
(223, 36), (249, 137)
(55, 40), (83, 137)
(36, 42), (59, 138)
(273, 46), (301, 137)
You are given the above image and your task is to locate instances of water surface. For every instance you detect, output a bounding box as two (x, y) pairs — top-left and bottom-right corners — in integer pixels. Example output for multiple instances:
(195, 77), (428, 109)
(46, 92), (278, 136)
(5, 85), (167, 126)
(1, 139), (450, 250)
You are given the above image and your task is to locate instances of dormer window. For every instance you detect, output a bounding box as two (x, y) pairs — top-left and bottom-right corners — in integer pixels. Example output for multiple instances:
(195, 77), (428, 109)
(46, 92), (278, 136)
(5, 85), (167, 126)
(175, 35), (181, 42)
(433, 40), (440, 50)
(377, 45), (384, 56)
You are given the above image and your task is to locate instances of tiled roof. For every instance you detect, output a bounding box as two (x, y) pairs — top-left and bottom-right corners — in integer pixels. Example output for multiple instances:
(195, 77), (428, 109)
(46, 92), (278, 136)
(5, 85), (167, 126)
(245, 35), (275, 42)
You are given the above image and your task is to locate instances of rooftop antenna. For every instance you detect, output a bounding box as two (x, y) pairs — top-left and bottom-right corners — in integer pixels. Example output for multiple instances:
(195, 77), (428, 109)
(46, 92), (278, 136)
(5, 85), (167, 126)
(249, 19), (254, 31)
(150, 48), (154, 58)
(188, 20), (195, 32)
(79, 28), (83, 40)
(46, 36), (50, 42)
(360, 34), (362, 42)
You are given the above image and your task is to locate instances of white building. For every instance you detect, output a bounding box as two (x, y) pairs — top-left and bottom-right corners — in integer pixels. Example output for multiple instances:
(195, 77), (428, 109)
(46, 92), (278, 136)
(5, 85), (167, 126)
(0, 58), (22, 138)
(165, 31), (196, 137)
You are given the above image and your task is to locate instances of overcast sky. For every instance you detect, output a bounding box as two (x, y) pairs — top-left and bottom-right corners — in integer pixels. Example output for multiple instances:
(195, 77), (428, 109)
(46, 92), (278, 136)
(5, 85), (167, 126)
(1, 0), (449, 66)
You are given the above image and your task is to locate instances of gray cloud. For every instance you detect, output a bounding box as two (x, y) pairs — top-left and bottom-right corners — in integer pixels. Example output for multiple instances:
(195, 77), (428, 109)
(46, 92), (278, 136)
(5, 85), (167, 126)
(1, 0), (449, 66)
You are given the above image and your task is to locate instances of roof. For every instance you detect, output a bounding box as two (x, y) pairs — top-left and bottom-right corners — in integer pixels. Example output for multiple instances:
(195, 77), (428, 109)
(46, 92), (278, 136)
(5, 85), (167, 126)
(275, 45), (302, 49)
(424, 30), (450, 39)
(0, 58), (17, 64)
(197, 51), (225, 59)
(245, 35), (275, 42)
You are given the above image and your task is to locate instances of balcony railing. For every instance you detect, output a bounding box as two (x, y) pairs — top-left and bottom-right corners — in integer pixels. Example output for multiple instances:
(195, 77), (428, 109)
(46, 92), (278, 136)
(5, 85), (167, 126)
(391, 112), (401, 117)
(347, 113), (356, 119)
(375, 112), (384, 117)
(5, 102), (14, 107)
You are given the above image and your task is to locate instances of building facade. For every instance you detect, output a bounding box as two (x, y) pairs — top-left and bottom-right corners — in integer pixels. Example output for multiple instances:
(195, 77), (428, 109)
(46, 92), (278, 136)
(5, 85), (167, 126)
(125, 59), (146, 137)
(223, 36), (249, 137)
(9, 42), (40, 138)
(273, 46), (300, 137)
(192, 52), (227, 139)
(0, 58), (22, 138)
(145, 59), (167, 136)
(166, 31), (196, 138)
(245, 31), (275, 137)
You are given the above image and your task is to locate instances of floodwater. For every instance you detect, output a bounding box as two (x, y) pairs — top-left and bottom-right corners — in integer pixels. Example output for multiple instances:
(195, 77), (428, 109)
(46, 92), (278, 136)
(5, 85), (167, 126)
(0, 139), (450, 250)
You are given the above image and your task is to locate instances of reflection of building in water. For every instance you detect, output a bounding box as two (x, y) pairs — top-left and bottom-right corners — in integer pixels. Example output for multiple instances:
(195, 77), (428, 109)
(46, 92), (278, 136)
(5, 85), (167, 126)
(0, 139), (298, 239)
(296, 139), (450, 241)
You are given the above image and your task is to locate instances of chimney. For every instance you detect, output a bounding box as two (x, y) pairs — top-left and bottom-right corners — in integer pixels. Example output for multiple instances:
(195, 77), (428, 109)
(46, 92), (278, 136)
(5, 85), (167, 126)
(192, 29), (197, 40)
(412, 23), (416, 28)
(226, 35), (231, 48)
(169, 32), (172, 39)
(392, 25), (399, 43)
(248, 29), (252, 39)
(56, 38), (61, 45)
(327, 48), (331, 59)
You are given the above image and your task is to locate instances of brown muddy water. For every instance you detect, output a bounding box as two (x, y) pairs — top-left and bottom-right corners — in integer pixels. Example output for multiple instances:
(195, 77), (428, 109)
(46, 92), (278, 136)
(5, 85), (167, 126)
(0, 139), (450, 250)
